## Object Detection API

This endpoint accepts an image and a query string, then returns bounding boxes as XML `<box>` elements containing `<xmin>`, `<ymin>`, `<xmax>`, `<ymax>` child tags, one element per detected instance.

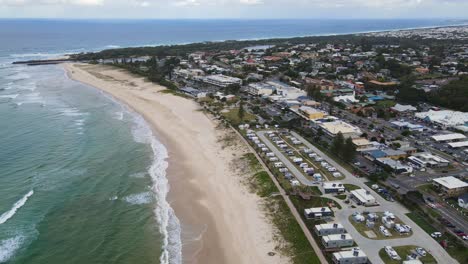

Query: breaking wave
<box><xmin>0</xmin><ymin>236</ymin><xmax>24</xmax><ymax>263</ymax></box>
<box><xmin>0</xmin><ymin>190</ymin><xmax>34</xmax><ymax>225</ymax></box>
<box><xmin>130</xmin><ymin>112</ymin><xmax>182</xmax><ymax>264</ymax></box>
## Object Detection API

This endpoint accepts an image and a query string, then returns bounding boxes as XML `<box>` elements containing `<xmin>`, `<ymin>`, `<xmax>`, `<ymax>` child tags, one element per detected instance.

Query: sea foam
<box><xmin>123</xmin><ymin>192</ymin><xmax>153</xmax><ymax>205</ymax></box>
<box><xmin>0</xmin><ymin>236</ymin><xmax>24</xmax><ymax>263</ymax></box>
<box><xmin>0</xmin><ymin>190</ymin><xmax>34</xmax><ymax>225</ymax></box>
<box><xmin>130</xmin><ymin>112</ymin><xmax>182</xmax><ymax>264</ymax></box>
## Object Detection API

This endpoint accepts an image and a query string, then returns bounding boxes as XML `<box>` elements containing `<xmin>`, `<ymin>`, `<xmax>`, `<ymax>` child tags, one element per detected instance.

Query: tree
<box><xmin>238</xmin><ymin>100</ymin><xmax>245</xmax><ymax>121</ymax></box>
<box><xmin>342</xmin><ymin>137</ymin><xmax>357</xmax><ymax>162</ymax></box>
<box><xmin>331</xmin><ymin>132</ymin><xmax>345</xmax><ymax>156</ymax></box>
<box><xmin>401</xmin><ymin>130</ymin><xmax>411</xmax><ymax>137</ymax></box>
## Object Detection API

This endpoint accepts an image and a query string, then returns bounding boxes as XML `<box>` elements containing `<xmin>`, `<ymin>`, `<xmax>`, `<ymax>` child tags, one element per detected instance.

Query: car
<box><xmin>463</xmin><ymin>236</ymin><xmax>468</xmax><ymax>240</ymax></box>
<box><xmin>431</xmin><ymin>232</ymin><xmax>442</xmax><ymax>238</ymax></box>
<box><xmin>415</xmin><ymin>247</ymin><xmax>427</xmax><ymax>257</ymax></box>
<box><xmin>446</xmin><ymin>223</ymin><xmax>456</xmax><ymax>228</ymax></box>
<box><xmin>456</xmin><ymin>233</ymin><xmax>466</xmax><ymax>237</ymax></box>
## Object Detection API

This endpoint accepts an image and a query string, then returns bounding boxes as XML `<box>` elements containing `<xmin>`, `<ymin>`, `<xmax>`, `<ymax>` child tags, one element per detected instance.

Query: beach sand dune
<box><xmin>64</xmin><ymin>63</ymin><xmax>288</xmax><ymax>264</ymax></box>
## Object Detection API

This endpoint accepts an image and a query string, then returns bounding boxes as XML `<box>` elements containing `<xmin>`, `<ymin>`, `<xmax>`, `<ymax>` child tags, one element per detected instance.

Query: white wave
<box><xmin>0</xmin><ymin>190</ymin><xmax>34</xmax><ymax>225</ymax></box>
<box><xmin>114</xmin><ymin>111</ymin><xmax>124</xmax><ymax>121</ymax></box>
<box><xmin>9</xmin><ymin>52</ymin><xmax>64</xmax><ymax>59</ymax></box>
<box><xmin>0</xmin><ymin>94</ymin><xmax>19</xmax><ymax>99</ymax></box>
<box><xmin>128</xmin><ymin>110</ymin><xmax>182</xmax><ymax>264</ymax></box>
<box><xmin>129</xmin><ymin>172</ymin><xmax>147</xmax><ymax>178</ymax></box>
<box><xmin>0</xmin><ymin>236</ymin><xmax>24</xmax><ymax>263</ymax></box>
<box><xmin>21</xmin><ymin>82</ymin><xmax>37</xmax><ymax>91</ymax></box>
<box><xmin>105</xmin><ymin>45</ymin><xmax>121</xmax><ymax>49</ymax></box>
<box><xmin>15</xmin><ymin>92</ymin><xmax>45</xmax><ymax>105</ymax></box>
<box><xmin>60</xmin><ymin>108</ymin><xmax>88</xmax><ymax>117</ymax></box>
<box><xmin>109</xmin><ymin>196</ymin><xmax>118</xmax><ymax>201</ymax></box>
<box><xmin>5</xmin><ymin>73</ymin><xmax>30</xmax><ymax>81</ymax></box>
<box><xmin>123</xmin><ymin>192</ymin><xmax>153</xmax><ymax>205</ymax></box>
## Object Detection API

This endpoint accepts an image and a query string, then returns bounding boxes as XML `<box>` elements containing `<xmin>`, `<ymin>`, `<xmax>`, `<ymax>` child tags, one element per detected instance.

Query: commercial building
<box><xmin>246</xmin><ymin>82</ymin><xmax>276</xmax><ymax>96</ymax></box>
<box><xmin>376</xmin><ymin>158</ymin><xmax>413</xmax><ymax>174</ymax></box>
<box><xmin>322</xmin><ymin>233</ymin><xmax>354</xmax><ymax>249</ymax></box>
<box><xmin>391</xmin><ymin>121</ymin><xmax>426</xmax><ymax>132</ymax></box>
<box><xmin>350</xmin><ymin>189</ymin><xmax>377</xmax><ymax>206</ymax></box>
<box><xmin>390</xmin><ymin>103</ymin><xmax>417</xmax><ymax>113</ymax></box>
<box><xmin>332</xmin><ymin>248</ymin><xmax>368</xmax><ymax>264</ymax></box>
<box><xmin>431</xmin><ymin>133</ymin><xmax>466</xmax><ymax>142</ymax></box>
<box><xmin>416</xmin><ymin>110</ymin><xmax>468</xmax><ymax>129</ymax></box>
<box><xmin>298</xmin><ymin>106</ymin><xmax>327</xmax><ymax>120</ymax></box>
<box><xmin>314</xmin><ymin>223</ymin><xmax>346</xmax><ymax>236</ymax></box>
<box><xmin>408</xmin><ymin>152</ymin><xmax>450</xmax><ymax>168</ymax></box>
<box><xmin>203</xmin><ymin>74</ymin><xmax>242</xmax><ymax>88</ymax></box>
<box><xmin>448</xmin><ymin>141</ymin><xmax>468</xmax><ymax>149</ymax></box>
<box><xmin>432</xmin><ymin>176</ymin><xmax>468</xmax><ymax>197</ymax></box>
<box><xmin>318</xmin><ymin>120</ymin><xmax>362</xmax><ymax>139</ymax></box>
<box><xmin>304</xmin><ymin>207</ymin><xmax>333</xmax><ymax>219</ymax></box>
<box><xmin>322</xmin><ymin>182</ymin><xmax>345</xmax><ymax>194</ymax></box>
<box><xmin>352</xmin><ymin>138</ymin><xmax>374</xmax><ymax>152</ymax></box>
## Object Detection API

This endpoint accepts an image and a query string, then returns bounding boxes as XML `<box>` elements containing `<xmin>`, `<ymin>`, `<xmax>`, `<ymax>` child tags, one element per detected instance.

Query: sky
<box><xmin>0</xmin><ymin>0</ymin><xmax>468</xmax><ymax>19</ymax></box>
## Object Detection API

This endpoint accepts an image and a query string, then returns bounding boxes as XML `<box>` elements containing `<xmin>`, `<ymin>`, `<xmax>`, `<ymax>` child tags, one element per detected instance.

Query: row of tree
<box><xmin>330</xmin><ymin>132</ymin><xmax>356</xmax><ymax>162</ymax></box>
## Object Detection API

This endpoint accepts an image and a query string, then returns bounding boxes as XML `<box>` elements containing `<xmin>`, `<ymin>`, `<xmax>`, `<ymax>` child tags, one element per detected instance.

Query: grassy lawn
<box><xmin>378</xmin><ymin>245</ymin><xmax>437</xmax><ymax>264</ymax></box>
<box><xmin>406</xmin><ymin>212</ymin><xmax>468</xmax><ymax>263</ymax></box>
<box><xmin>348</xmin><ymin>213</ymin><xmax>413</xmax><ymax>240</ymax></box>
<box><xmin>268</xmin><ymin>196</ymin><xmax>321</xmax><ymax>264</ymax></box>
<box><xmin>417</xmin><ymin>183</ymin><xmax>439</xmax><ymax>196</ymax></box>
<box><xmin>336</xmin><ymin>194</ymin><xmax>347</xmax><ymax>200</ymax></box>
<box><xmin>242</xmin><ymin>153</ymin><xmax>321</xmax><ymax>264</ymax></box>
<box><xmin>344</xmin><ymin>184</ymin><xmax>361</xmax><ymax>191</ymax></box>
<box><xmin>406</xmin><ymin>212</ymin><xmax>437</xmax><ymax>233</ymax></box>
<box><xmin>221</xmin><ymin>108</ymin><xmax>256</xmax><ymax>126</ymax></box>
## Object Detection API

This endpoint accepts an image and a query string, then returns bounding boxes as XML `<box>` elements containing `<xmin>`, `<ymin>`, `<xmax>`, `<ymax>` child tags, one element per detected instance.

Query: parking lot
<box><xmin>247</xmin><ymin>129</ymin><xmax>458</xmax><ymax>264</ymax></box>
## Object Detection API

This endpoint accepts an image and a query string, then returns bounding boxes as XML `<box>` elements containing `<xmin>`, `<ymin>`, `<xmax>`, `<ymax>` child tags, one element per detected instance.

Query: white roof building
<box><xmin>416</xmin><ymin>110</ymin><xmax>468</xmax><ymax>128</ymax></box>
<box><xmin>431</xmin><ymin>133</ymin><xmax>467</xmax><ymax>142</ymax></box>
<box><xmin>314</xmin><ymin>223</ymin><xmax>346</xmax><ymax>236</ymax></box>
<box><xmin>322</xmin><ymin>233</ymin><xmax>354</xmax><ymax>249</ymax></box>
<box><xmin>332</xmin><ymin>248</ymin><xmax>368</xmax><ymax>264</ymax></box>
<box><xmin>203</xmin><ymin>74</ymin><xmax>242</xmax><ymax>88</ymax></box>
<box><xmin>319</xmin><ymin>120</ymin><xmax>362</xmax><ymax>138</ymax></box>
<box><xmin>391</xmin><ymin>104</ymin><xmax>417</xmax><ymax>112</ymax></box>
<box><xmin>433</xmin><ymin>176</ymin><xmax>468</xmax><ymax>190</ymax></box>
<box><xmin>448</xmin><ymin>141</ymin><xmax>468</xmax><ymax>148</ymax></box>
<box><xmin>350</xmin><ymin>189</ymin><xmax>376</xmax><ymax>206</ymax></box>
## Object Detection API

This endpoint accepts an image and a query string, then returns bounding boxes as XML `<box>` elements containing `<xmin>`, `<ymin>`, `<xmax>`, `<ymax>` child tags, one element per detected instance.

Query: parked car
<box><xmin>415</xmin><ymin>247</ymin><xmax>427</xmax><ymax>257</ymax></box>
<box><xmin>431</xmin><ymin>232</ymin><xmax>442</xmax><ymax>238</ymax></box>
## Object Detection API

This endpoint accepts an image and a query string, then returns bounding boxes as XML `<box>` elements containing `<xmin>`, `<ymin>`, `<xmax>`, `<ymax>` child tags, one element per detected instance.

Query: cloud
<box><xmin>0</xmin><ymin>0</ymin><xmax>104</xmax><ymax>5</ymax></box>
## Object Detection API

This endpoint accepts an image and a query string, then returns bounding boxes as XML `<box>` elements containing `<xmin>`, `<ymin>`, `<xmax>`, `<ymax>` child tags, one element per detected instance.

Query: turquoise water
<box><xmin>0</xmin><ymin>18</ymin><xmax>465</xmax><ymax>264</ymax></box>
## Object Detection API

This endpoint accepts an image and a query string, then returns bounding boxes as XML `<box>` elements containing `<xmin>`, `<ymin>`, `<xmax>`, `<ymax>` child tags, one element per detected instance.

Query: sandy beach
<box><xmin>63</xmin><ymin>63</ymin><xmax>288</xmax><ymax>264</ymax></box>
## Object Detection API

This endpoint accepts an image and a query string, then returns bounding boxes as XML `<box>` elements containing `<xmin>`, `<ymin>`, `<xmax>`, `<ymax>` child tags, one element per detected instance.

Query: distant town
<box><xmin>66</xmin><ymin>25</ymin><xmax>468</xmax><ymax>264</ymax></box>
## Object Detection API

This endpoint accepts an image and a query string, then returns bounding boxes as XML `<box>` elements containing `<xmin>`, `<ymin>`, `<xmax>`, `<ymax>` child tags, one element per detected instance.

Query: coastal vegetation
<box><xmin>241</xmin><ymin>153</ymin><xmax>321</xmax><ymax>264</ymax></box>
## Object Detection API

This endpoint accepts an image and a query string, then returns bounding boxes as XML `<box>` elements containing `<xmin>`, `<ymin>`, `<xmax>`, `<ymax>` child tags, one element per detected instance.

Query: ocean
<box><xmin>0</xmin><ymin>18</ymin><xmax>464</xmax><ymax>264</ymax></box>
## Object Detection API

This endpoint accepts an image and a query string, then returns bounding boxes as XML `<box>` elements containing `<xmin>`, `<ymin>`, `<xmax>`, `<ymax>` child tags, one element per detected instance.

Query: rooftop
<box><xmin>333</xmin><ymin>248</ymin><xmax>367</xmax><ymax>259</ymax></box>
<box><xmin>433</xmin><ymin>176</ymin><xmax>468</xmax><ymax>189</ymax></box>
<box><xmin>431</xmin><ymin>133</ymin><xmax>467</xmax><ymax>142</ymax></box>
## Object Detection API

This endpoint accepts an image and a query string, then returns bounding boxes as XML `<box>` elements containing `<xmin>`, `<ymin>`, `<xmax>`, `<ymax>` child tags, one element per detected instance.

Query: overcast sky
<box><xmin>1</xmin><ymin>0</ymin><xmax>467</xmax><ymax>19</ymax></box>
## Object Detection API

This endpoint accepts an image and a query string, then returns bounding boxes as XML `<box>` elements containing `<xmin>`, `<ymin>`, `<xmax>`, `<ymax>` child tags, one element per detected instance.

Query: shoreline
<box><xmin>15</xmin><ymin>22</ymin><xmax>465</xmax><ymax>63</ymax></box>
<box><xmin>63</xmin><ymin>63</ymin><xmax>287</xmax><ymax>264</ymax></box>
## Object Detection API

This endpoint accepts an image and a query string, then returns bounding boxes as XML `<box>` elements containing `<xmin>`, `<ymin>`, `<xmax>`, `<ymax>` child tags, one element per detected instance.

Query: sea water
<box><xmin>0</xmin><ymin>18</ymin><xmax>464</xmax><ymax>264</ymax></box>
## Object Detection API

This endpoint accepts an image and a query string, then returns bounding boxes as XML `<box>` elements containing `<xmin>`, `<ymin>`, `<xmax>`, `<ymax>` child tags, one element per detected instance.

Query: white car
<box><xmin>299</xmin><ymin>163</ymin><xmax>308</xmax><ymax>168</ymax></box>
<box><xmin>431</xmin><ymin>232</ymin><xmax>442</xmax><ymax>238</ymax></box>
<box><xmin>415</xmin><ymin>247</ymin><xmax>427</xmax><ymax>257</ymax></box>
